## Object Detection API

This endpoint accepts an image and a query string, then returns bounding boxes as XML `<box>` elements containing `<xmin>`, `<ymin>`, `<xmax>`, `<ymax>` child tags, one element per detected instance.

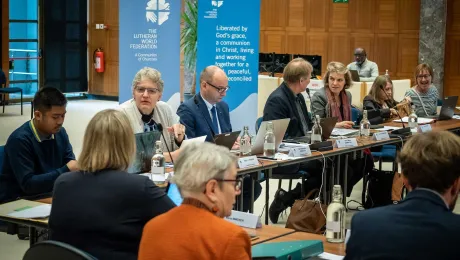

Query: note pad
<box><xmin>8</xmin><ymin>204</ymin><xmax>51</xmax><ymax>219</ymax></box>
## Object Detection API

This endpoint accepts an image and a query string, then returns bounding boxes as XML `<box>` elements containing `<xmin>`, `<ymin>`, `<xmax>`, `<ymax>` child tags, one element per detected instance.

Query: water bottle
<box><xmin>240</xmin><ymin>126</ymin><xmax>252</xmax><ymax>156</ymax></box>
<box><xmin>385</xmin><ymin>69</ymin><xmax>389</xmax><ymax>76</ymax></box>
<box><xmin>326</xmin><ymin>185</ymin><xmax>346</xmax><ymax>243</ymax></box>
<box><xmin>408</xmin><ymin>105</ymin><xmax>418</xmax><ymax>134</ymax></box>
<box><xmin>151</xmin><ymin>140</ymin><xmax>165</xmax><ymax>184</ymax></box>
<box><xmin>311</xmin><ymin>115</ymin><xmax>322</xmax><ymax>144</ymax></box>
<box><xmin>360</xmin><ymin>109</ymin><xmax>371</xmax><ymax>138</ymax></box>
<box><xmin>263</xmin><ymin>121</ymin><xmax>275</xmax><ymax>157</ymax></box>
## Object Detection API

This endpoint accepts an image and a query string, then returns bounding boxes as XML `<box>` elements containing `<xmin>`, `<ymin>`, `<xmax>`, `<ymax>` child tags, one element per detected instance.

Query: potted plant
<box><xmin>181</xmin><ymin>0</ymin><xmax>198</xmax><ymax>101</ymax></box>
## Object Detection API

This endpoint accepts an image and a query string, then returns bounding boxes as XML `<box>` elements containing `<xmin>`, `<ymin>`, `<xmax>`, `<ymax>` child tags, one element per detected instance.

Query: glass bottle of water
<box><xmin>360</xmin><ymin>109</ymin><xmax>371</xmax><ymax>138</ymax></box>
<box><xmin>263</xmin><ymin>121</ymin><xmax>275</xmax><ymax>157</ymax></box>
<box><xmin>311</xmin><ymin>115</ymin><xmax>322</xmax><ymax>144</ymax></box>
<box><xmin>385</xmin><ymin>69</ymin><xmax>389</xmax><ymax>76</ymax></box>
<box><xmin>151</xmin><ymin>140</ymin><xmax>165</xmax><ymax>184</ymax></box>
<box><xmin>326</xmin><ymin>185</ymin><xmax>346</xmax><ymax>243</ymax></box>
<box><xmin>240</xmin><ymin>126</ymin><xmax>252</xmax><ymax>156</ymax></box>
<box><xmin>408</xmin><ymin>105</ymin><xmax>418</xmax><ymax>134</ymax></box>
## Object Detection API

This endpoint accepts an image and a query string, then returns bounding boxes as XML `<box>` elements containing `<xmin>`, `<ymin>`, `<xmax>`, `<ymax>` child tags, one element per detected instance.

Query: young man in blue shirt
<box><xmin>0</xmin><ymin>87</ymin><xmax>78</xmax><ymax>203</ymax></box>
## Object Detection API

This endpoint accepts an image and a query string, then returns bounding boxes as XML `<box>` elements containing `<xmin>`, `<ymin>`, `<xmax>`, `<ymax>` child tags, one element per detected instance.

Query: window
<box><xmin>9</xmin><ymin>0</ymin><xmax>39</xmax><ymax>98</ymax></box>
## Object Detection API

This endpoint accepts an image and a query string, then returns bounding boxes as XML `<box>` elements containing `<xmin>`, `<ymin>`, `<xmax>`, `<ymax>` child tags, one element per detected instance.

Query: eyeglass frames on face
<box><xmin>206</xmin><ymin>82</ymin><xmax>230</xmax><ymax>93</ymax></box>
<box><xmin>416</xmin><ymin>74</ymin><xmax>431</xmax><ymax>79</ymax></box>
<box><xmin>135</xmin><ymin>87</ymin><xmax>160</xmax><ymax>95</ymax></box>
<box><xmin>215</xmin><ymin>178</ymin><xmax>242</xmax><ymax>191</ymax></box>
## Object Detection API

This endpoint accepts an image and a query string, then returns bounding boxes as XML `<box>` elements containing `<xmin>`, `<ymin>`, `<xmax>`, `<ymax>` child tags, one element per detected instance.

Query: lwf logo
<box><xmin>146</xmin><ymin>0</ymin><xmax>170</xmax><ymax>25</ymax></box>
<box><xmin>212</xmin><ymin>1</ymin><xmax>223</xmax><ymax>8</ymax></box>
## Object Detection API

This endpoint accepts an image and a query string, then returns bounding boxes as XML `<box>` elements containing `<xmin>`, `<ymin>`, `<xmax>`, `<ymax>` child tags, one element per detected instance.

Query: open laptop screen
<box><xmin>167</xmin><ymin>183</ymin><xmax>183</xmax><ymax>206</ymax></box>
<box><xmin>127</xmin><ymin>131</ymin><xmax>162</xmax><ymax>174</ymax></box>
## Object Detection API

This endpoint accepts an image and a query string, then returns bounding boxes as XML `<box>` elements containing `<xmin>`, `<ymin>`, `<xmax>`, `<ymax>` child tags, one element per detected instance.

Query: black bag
<box><xmin>362</xmin><ymin>168</ymin><xmax>395</xmax><ymax>209</ymax></box>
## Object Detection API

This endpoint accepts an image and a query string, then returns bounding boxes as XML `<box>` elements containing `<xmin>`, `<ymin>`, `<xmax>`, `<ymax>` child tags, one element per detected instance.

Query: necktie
<box><xmin>211</xmin><ymin>106</ymin><xmax>219</xmax><ymax>134</ymax></box>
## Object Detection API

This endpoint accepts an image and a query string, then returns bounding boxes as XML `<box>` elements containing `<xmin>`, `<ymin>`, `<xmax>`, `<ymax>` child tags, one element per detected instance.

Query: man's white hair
<box><xmin>172</xmin><ymin>142</ymin><xmax>237</xmax><ymax>193</ymax></box>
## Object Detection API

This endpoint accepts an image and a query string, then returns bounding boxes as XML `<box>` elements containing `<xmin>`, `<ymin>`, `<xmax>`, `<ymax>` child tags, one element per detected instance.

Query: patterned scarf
<box><xmin>325</xmin><ymin>87</ymin><xmax>351</xmax><ymax>122</ymax></box>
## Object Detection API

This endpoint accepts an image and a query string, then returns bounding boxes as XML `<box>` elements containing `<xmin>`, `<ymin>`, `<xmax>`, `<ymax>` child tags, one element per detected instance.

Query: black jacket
<box><xmin>263</xmin><ymin>82</ymin><xmax>313</xmax><ymax>139</ymax></box>
<box><xmin>345</xmin><ymin>189</ymin><xmax>460</xmax><ymax>260</ymax></box>
<box><xmin>49</xmin><ymin>170</ymin><xmax>175</xmax><ymax>260</ymax></box>
<box><xmin>363</xmin><ymin>95</ymin><xmax>397</xmax><ymax>125</ymax></box>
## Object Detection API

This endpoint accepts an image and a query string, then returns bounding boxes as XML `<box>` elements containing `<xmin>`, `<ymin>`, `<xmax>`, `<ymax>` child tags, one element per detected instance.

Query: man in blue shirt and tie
<box><xmin>177</xmin><ymin>65</ymin><xmax>232</xmax><ymax>142</ymax></box>
<box><xmin>177</xmin><ymin>65</ymin><xmax>261</xmax><ymax>212</ymax></box>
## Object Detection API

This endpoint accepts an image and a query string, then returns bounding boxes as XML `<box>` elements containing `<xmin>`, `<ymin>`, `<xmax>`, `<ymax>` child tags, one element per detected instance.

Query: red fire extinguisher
<box><xmin>94</xmin><ymin>48</ymin><xmax>105</xmax><ymax>73</ymax></box>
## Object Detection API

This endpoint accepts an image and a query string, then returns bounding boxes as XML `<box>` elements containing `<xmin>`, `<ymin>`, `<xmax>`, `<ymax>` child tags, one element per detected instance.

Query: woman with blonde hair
<box><xmin>404</xmin><ymin>63</ymin><xmax>439</xmax><ymax>116</ymax></box>
<box><xmin>363</xmin><ymin>75</ymin><xmax>411</xmax><ymax>124</ymax></box>
<box><xmin>49</xmin><ymin>109</ymin><xmax>175</xmax><ymax>260</ymax></box>
<box><xmin>311</xmin><ymin>61</ymin><xmax>355</xmax><ymax>128</ymax></box>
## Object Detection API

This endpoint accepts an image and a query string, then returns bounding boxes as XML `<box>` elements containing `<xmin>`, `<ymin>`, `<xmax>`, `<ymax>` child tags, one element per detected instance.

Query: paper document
<box><xmin>393</xmin><ymin>117</ymin><xmax>434</xmax><ymax>124</ymax></box>
<box><xmin>452</xmin><ymin>115</ymin><xmax>460</xmax><ymax>120</ymax></box>
<box><xmin>331</xmin><ymin>128</ymin><xmax>359</xmax><ymax>136</ymax></box>
<box><xmin>140</xmin><ymin>173</ymin><xmax>166</xmax><ymax>182</ymax></box>
<box><xmin>8</xmin><ymin>204</ymin><xmax>51</xmax><ymax>219</ymax></box>
<box><xmin>181</xmin><ymin>136</ymin><xmax>206</xmax><ymax>147</ymax></box>
<box><xmin>374</xmin><ymin>126</ymin><xmax>402</xmax><ymax>131</ymax></box>
<box><xmin>316</xmin><ymin>252</ymin><xmax>344</xmax><ymax>260</ymax></box>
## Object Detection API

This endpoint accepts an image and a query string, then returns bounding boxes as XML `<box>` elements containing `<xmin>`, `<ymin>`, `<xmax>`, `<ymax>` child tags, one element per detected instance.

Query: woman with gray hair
<box><xmin>119</xmin><ymin>67</ymin><xmax>185</xmax><ymax>162</ymax></box>
<box><xmin>138</xmin><ymin>142</ymin><xmax>251</xmax><ymax>260</ymax></box>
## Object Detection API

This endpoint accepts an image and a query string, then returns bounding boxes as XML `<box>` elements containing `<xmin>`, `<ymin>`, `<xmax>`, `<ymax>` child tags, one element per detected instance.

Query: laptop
<box><xmin>166</xmin><ymin>183</ymin><xmax>183</xmax><ymax>206</ymax></box>
<box><xmin>213</xmin><ymin>131</ymin><xmax>241</xmax><ymax>150</ymax></box>
<box><xmin>127</xmin><ymin>131</ymin><xmax>162</xmax><ymax>174</ymax></box>
<box><xmin>251</xmin><ymin>118</ymin><xmax>290</xmax><ymax>155</ymax></box>
<box><xmin>284</xmin><ymin>117</ymin><xmax>338</xmax><ymax>143</ymax></box>
<box><xmin>426</xmin><ymin>96</ymin><xmax>458</xmax><ymax>120</ymax></box>
<box><xmin>349</xmin><ymin>70</ymin><xmax>360</xmax><ymax>82</ymax></box>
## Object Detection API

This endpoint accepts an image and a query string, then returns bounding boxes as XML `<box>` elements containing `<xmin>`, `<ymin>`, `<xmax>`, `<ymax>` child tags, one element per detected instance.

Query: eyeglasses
<box><xmin>416</xmin><ymin>74</ymin><xmax>431</xmax><ymax>79</ymax></box>
<box><xmin>206</xmin><ymin>82</ymin><xmax>230</xmax><ymax>93</ymax></box>
<box><xmin>215</xmin><ymin>178</ymin><xmax>242</xmax><ymax>191</ymax></box>
<box><xmin>135</xmin><ymin>87</ymin><xmax>160</xmax><ymax>95</ymax></box>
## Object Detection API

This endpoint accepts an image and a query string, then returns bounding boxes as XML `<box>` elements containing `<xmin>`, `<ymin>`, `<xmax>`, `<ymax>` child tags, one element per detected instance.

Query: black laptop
<box><xmin>426</xmin><ymin>96</ymin><xmax>458</xmax><ymax>121</ymax></box>
<box><xmin>213</xmin><ymin>131</ymin><xmax>241</xmax><ymax>150</ymax></box>
<box><xmin>284</xmin><ymin>117</ymin><xmax>338</xmax><ymax>143</ymax></box>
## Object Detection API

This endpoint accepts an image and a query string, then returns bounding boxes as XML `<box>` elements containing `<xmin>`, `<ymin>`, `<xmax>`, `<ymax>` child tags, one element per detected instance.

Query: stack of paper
<box><xmin>331</xmin><ymin>128</ymin><xmax>359</xmax><ymax>136</ymax></box>
<box><xmin>393</xmin><ymin>117</ymin><xmax>434</xmax><ymax>124</ymax></box>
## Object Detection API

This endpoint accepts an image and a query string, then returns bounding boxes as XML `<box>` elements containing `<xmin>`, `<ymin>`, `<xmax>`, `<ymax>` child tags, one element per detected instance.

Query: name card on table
<box><xmin>225</xmin><ymin>210</ymin><xmax>262</xmax><ymax>229</ymax></box>
<box><xmin>334</xmin><ymin>138</ymin><xmax>358</xmax><ymax>148</ymax></box>
<box><xmin>237</xmin><ymin>155</ymin><xmax>259</xmax><ymax>169</ymax></box>
<box><xmin>288</xmin><ymin>146</ymin><xmax>312</xmax><ymax>157</ymax></box>
<box><xmin>418</xmin><ymin>124</ymin><xmax>432</xmax><ymax>133</ymax></box>
<box><xmin>372</xmin><ymin>131</ymin><xmax>390</xmax><ymax>141</ymax></box>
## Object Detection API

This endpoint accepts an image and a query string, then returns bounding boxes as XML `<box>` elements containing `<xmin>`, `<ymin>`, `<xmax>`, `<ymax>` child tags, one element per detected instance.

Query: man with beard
<box><xmin>345</xmin><ymin>131</ymin><xmax>460</xmax><ymax>260</ymax></box>
<box><xmin>0</xmin><ymin>87</ymin><xmax>77</xmax><ymax>203</ymax></box>
<box><xmin>347</xmin><ymin>47</ymin><xmax>379</xmax><ymax>82</ymax></box>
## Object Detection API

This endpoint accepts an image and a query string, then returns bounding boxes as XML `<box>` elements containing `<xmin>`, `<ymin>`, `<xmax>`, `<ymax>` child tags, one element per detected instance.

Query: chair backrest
<box><xmin>351</xmin><ymin>107</ymin><xmax>362</xmax><ymax>124</ymax></box>
<box><xmin>23</xmin><ymin>241</ymin><xmax>97</xmax><ymax>260</ymax></box>
<box><xmin>255</xmin><ymin>117</ymin><xmax>263</xmax><ymax>134</ymax></box>
<box><xmin>437</xmin><ymin>99</ymin><xmax>443</xmax><ymax>106</ymax></box>
<box><xmin>0</xmin><ymin>146</ymin><xmax>4</xmax><ymax>175</ymax></box>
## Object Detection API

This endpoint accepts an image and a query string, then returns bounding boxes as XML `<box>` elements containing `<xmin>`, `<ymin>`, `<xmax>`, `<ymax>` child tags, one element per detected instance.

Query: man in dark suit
<box><xmin>177</xmin><ymin>65</ymin><xmax>261</xmax><ymax>212</ymax></box>
<box><xmin>177</xmin><ymin>65</ymin><xmax>232</xmax><ymax>142</ymax></box>
<box><xmin>345</xmin><ymin>131</ymin><xmax>460</xmax><ymax>260</ymax></box>
<box><xmin>263</xmin><ymin>58</ymin><xmax>323</xmax><ymax>224</ymax></box>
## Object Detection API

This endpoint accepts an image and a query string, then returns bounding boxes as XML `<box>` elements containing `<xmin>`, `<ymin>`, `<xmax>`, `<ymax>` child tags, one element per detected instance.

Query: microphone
<box><xmin>380</xmin><ymin>85</ymin><xmax>406</xmax><ymax>128</ymax></box>
<box><xmin>305</xmin><ymin>88</ymin><xmax>312</xmax><ymax>100</ymax></box>
<box><xmin>156</xmin><ymin>123</ymin><xmax>174</xmax><ymax>164</ymax></box>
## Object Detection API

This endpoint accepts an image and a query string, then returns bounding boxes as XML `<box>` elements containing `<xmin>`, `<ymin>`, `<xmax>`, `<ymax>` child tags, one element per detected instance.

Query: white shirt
<box><xmin>200</xmin><ymin>93</ymin><xmax>221</xmax><ymax>134</ymax></box>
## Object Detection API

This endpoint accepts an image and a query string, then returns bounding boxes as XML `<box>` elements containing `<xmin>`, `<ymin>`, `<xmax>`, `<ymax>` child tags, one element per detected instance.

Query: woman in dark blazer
<box><xmin>311</xmin><ymin>61</ymin><xmax>355</xmax><ymax>129</ymax></box>
<box><xmin>49</xmin><ymin>109</ymin><xmax>175</xmax><ymax>260</ymax></box>
<box><xmin>363</xmin><ymin>75</ymin><xmax>411</xmax><ymax>124</ymax></box>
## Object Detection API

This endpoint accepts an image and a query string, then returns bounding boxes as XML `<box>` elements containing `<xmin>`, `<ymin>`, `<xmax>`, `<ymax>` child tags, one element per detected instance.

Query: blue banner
<box><xmin>119</xmin><ymin>0</ymin><xmax>181</xmax><ymax>110</ymax></box>
<box><xmin>196</xmin><ymin>0</ymin><xmax>261</xmax><ymax>133</ymax></box>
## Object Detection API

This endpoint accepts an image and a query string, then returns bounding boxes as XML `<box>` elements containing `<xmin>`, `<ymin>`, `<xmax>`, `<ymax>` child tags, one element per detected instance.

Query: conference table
<box><xmin>0</xmin><ymin>198</ymin><xmax>346</xmax><ymax>256</ymax></box>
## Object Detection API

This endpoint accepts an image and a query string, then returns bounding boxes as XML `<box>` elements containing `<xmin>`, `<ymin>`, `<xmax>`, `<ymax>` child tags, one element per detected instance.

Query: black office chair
<box><xmin>23</xmin><ymin>240</ymin><xmax>97</xmax><ymax>260</ymax></box>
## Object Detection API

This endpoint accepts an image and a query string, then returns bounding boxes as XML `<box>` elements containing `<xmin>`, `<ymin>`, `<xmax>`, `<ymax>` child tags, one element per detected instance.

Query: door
<box><xmin>40</xmin><ymin>0</ymin><xmax>87</xmax><ymax>93</ymax></box>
